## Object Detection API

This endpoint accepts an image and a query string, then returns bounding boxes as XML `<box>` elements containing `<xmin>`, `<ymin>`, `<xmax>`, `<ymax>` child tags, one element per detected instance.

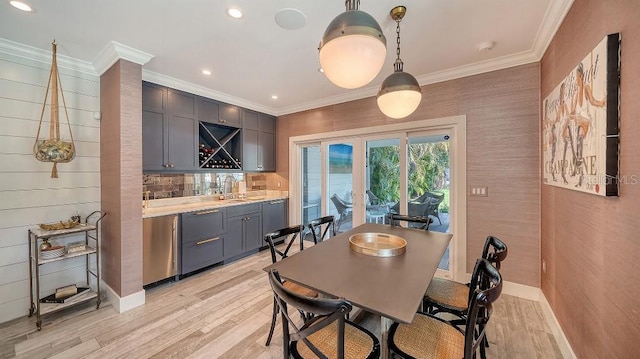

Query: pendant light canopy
<box><xmin>319</xmin><ymin>0</ymin><xmax>386</xmax><ymax>89</ymax></box>
<box><xmin>377</xmin><ymin>6</ymin><xmax>422</xmax><ymax>119</ymax></box>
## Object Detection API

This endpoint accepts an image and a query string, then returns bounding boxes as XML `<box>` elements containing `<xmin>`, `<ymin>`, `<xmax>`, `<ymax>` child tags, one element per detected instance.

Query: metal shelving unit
<box><xmin>27</xmin><ymin>211</ymin><xmax>106</xmax><ymax>330</ymax></box>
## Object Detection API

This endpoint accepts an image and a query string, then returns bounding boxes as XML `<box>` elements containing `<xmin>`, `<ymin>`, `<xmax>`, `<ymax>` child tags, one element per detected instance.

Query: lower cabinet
<box><xmin>179</xmin><ymin>199</ymin><xmax>288</xmax><ymax>275</ymax></box>
<box><xmin>181</xmin><ymin>208</ymin><xmax>226</xmax><ymax>274</ymax></box>
<box><xmin>225</xmin><ymin>203</ymin><xmax>263</xmax><ymax>259</ymax></box>
<box><xmin>262</xmin><ymin>199</ymin><xmax>288</xmax><ymax>241</ymax></box>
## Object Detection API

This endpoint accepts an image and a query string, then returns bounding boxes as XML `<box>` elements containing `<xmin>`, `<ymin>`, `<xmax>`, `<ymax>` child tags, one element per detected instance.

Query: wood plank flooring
<box><xmin>0</xmin><ymin>244</ymin><xmax>563</xmax><ymax>358</ymax></box>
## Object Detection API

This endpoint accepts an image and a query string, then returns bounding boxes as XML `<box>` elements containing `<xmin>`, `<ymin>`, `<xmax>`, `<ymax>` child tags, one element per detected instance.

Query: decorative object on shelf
<box><xmin>41</xmin><ymin>287</ymin><xmax>89</xmax><ymax>304</ymax></box>
<box><xmin>377</xmin><ymin>6</ymin><xmax>422</xmax><ymax>119</ymax></box>
<box><xmin>39</xmin><ymin>238</ymin><xmax>52</xmax><ymax>251</ymax></box>
<box><xmin>542</xmin><ymin>33</ymin><xmax>620</xmax><ymax>196</ymax></box>
<box><xmin>66</xmin><ymin>241</ymin><xmax>87</xmax><ymax>254</ymax></box>
<box><xmin>33</xmin><ymin>40</ymin><xmax>76</xmax><ymax>178</ymax></box>
<box><xmin>39</xmin><ymin>218</ymin><xmax>80</xmax><ymax>231</ymax></box>
<box><xmin>318</xmin><ymin>0</ymin><xmax>386</xmax><ymax>89</ymax></box>
<box><xmin>40</xmin><ymin>245</ymin><xmax>65</xmax><ymax>260</ymax></box>
<box><xmin>54</xmin><ymin>284</ymin><xmax>78</xmax><ymax>299</ymax></box>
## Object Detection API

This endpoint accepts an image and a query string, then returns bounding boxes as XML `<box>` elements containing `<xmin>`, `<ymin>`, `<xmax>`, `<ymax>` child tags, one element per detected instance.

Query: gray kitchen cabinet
<box><xmin>262</xmin><ymin>199</ymin><xmax>288</xmax><ymax>241</ymax></box>
<box><xmin>181</xmin><ymin>208</ymin><xmax>226</xmax><ymax>274</ymax></box>
<box><xmin>225</xmin><ymin>203</ymin><xmax>263</xmax><ymax>259</ymax></box>
<box><xmin>242</xmin><ymin>110</ymin><xmax>276</xmax><ymax>172</ymax></box>
<box><xmin>197</xmin><ymin>97</ymin><xmax>219</xmax><ymax>124</ymax></box>
<box><xmin>142</xmin><ymin>82</ymin><xmax>198</xmax><ymax>172</ymax></box>
<box><xmin>220</xmin><ymin>103</ymin><xmax>242</xmax><ymax>127</ymax></box>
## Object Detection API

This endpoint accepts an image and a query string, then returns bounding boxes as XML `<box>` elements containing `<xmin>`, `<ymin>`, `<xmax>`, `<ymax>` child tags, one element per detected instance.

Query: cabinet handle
<box><xmin>196</xmin><ymin>237</ymin><xmax>220</xmax><ymax>245</ymax></box>
<box><xmin>269</xmin><ymin>200</ymin><xmax>284</xmax><ymax>205</ymax></box>
<box><xmin>169</xmin><ymin>164</ymin><xmax>175</xmax><ymax>168</ymax></box>
<box><xmin>194</xmin><ymin>209</ymin><xmax>219</xmax><ymax>215</ymax></box>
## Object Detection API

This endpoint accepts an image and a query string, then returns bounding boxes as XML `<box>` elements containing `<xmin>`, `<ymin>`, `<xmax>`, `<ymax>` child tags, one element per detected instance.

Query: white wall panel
<box><xmin>0</xmin><ymin>117</ymin><xmax>100</xmax><ymax>142</ymax></box>
<box><xmin>0</xmin><ymin>50</ymin><xmax>101</xmax><ymax>323</ymax></box>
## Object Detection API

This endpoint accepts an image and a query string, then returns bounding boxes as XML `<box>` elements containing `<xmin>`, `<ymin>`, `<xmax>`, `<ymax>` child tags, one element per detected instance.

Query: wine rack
<box><xmin>198</xmin><ymin>122</ymin><xmax>242</xmax><ymax>170</ymax></box>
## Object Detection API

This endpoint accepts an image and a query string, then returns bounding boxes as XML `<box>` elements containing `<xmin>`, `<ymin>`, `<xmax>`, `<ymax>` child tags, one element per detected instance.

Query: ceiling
<box><xmin>0</xmin><ymin>0</ymin><xmax>572</xmax><ymax>116</ymax></box>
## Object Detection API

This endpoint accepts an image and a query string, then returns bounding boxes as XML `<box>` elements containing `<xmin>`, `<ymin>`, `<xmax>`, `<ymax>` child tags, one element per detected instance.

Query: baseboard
<box><xmin>539</xmin><ymin>291</ymin><xmax>577</xmax><ymax>359</ymax></box>
<box><xmin>461</xmin><ymin>276</ymin><xmax>575</xmax><ymax>358</ymax></box>
<box><xmin>103</xmin><ymin>281</ymin><xmax>145</xmax><ymax>313</ymax></box>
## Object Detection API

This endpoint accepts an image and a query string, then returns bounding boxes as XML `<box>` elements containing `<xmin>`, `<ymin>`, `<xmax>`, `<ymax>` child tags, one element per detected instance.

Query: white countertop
<box><xmin>142</xmin><ymin>191</ymin><xmax>288</xmax><ymax>218</ymax></box>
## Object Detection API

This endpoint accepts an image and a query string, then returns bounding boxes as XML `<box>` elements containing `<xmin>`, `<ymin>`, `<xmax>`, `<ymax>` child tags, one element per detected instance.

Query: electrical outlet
<box><xmin>542</xmin><ymin>259</ymin><xmax>547</xmax><ymax>273</ymax></box>
<box><xmin>277</xmin><ymin>181</ymin><xmax>281</xmax><ymax>188</ymax></box>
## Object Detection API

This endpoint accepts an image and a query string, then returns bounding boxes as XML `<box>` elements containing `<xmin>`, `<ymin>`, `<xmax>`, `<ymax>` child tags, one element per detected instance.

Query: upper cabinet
<box><xmin>242</xmin><ymin>110</ymin><xmax>276</xmax><ymax>172</ymax></box>
<box><xmin>142</xmin><ymin>83</ymin><xmax>198</xmax><ymax>172</ymax></box>
<box><xmin>142</xmin><ymin>82</ymin><xmax>276</xmax><ymax>172</ymax></box>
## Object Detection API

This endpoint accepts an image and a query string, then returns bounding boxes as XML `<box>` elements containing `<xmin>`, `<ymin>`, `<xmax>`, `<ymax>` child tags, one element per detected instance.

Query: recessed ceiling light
<box><xmin>227</xmin><ymin>8</ymin><xmax>243</xmax><ymax>19</ymax></box>
<box><xmin>201</xmin><ymin>69</ymin><xmax>212</xmax><ymax>75</ymax></box>
<box><xmin>271</xmin><ymin>95</ymin><xmax>278</xmax><ymax>100</ymax></box>
<box><xmin>9</xmin><ymin>0</ymin><xmax>34</xmax><ymax>12</ymax></box>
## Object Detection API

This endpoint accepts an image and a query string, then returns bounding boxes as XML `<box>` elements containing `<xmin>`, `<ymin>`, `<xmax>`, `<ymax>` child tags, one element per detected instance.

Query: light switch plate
<box><xmin>470</xmin><ymin>186</ymin><xmax>488</xmax><ymax>197</ymax></box>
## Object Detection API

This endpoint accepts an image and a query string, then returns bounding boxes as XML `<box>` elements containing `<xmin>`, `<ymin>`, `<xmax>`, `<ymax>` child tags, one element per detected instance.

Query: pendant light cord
<box><xmin>394</xmin><ymin>17</ymin><xmax>404</xmax><ymax>72</ymax></box>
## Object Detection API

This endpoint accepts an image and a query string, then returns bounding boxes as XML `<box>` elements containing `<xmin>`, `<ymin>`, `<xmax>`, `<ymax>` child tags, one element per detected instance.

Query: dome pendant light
<box><xmin>319</xmin><ymin>0</ymin><xmax>387</xmax><ymax>89</ymax></box>
<box><xmin>377</xmin><ymin>6</ymin><xmax>422</xmax><ymax>119</ymax></box>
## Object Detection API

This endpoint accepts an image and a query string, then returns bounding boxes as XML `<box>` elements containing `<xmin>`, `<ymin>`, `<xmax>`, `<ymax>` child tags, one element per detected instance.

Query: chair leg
<box><xmin>265</xmin><ymin>297</ymin><xmax>278</xmax><ymax>346</ymax></box>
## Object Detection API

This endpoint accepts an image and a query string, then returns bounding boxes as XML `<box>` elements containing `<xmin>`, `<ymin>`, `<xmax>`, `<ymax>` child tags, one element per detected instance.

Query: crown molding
<box><xmin>142</xmin><ymin>70</ymin><xmax>277</xmax><ymax>116</ymax></box>
<box><xmin>531</xmin><ymin>0</ymin><xmax>574</xmax><ymax>59</ymax></box>
<box><xmin>93</xmin><ymin>41</ymin><xmax>154</xmax><ymax>76</ymax></box>
<box><xmin>0</xmin><ymin>37</ymin><xmax>96</xmax><ymax>75</ymax></box>
<box><xmin>276</xmin><ymin>0</ymin><xmax>574</xmax><ymax>116</ymax></box>
<box><xmin>276</xmin><ymin>49</ymin><xmax>539</xmax><ymax>116</ymax></box>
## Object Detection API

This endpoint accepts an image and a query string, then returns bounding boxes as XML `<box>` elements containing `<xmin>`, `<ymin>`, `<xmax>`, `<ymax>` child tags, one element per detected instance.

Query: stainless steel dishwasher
<box><xmin>143</xmin><ymin>215</ymin><xmax>178</xmax><ymax>286</ymax></box>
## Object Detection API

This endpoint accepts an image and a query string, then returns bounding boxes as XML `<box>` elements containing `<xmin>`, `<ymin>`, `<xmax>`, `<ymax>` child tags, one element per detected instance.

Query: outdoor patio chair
<box><xmin>413</xmin><ymin>191</ymin><xmax>445</xmax><ymax>225</ymax></box>
<box><xmin>330</xmin><ymin>194</ymin><xmax>352</xmax><ymax>231</ymax></box>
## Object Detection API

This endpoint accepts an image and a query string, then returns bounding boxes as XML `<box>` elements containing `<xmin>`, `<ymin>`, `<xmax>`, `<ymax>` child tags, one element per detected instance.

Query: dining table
<box><xmin>263</xmin><ymin>222</ymin><xmax>453</xmax><ymax>358</ymax></box>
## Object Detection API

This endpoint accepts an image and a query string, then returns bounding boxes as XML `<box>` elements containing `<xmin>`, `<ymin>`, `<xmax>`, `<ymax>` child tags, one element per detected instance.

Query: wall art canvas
<box><xmin>542</xmin><ymin>33</ymin><xmax>620</xmax><ymax>196</ymax></box>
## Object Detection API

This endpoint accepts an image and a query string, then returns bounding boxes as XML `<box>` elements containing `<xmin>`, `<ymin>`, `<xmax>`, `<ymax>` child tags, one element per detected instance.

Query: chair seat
<box><xmin>283</xmin><ymin>281</ymin><xmax>318</xmax><ymax>298</ymax></box>
<box><xmin>292</xmin><ymin>321</ymin><xmax>379</xmax><ymax>359</ymax></box>
<box><xmin>425</xmin><ymin>277</ymin><xmax>469</xmax><ymax>313</ymax></box>
<box><xmin>389</xmin><ymin>313</ymin><xmax>464</xmax><ymax>359</ymax></box>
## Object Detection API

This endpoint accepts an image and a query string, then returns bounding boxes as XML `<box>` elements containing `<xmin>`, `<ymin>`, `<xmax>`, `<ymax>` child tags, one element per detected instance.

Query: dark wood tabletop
<box><xmin>263</xmin><ymin>223</ymin><xmax>452</xmax><ymax>324</ymax></box>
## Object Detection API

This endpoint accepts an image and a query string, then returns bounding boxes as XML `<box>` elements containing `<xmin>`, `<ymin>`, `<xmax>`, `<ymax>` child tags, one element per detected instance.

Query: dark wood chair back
<box><xmin>386</xmin><ymin>213</ymin><xmax>433</xmax><ymax>230</ymax></box>
<box><xmin>481</xmin><ymin>235</ymin><xmax>508</xmax><ymax>270</ymax></box>
<box><xmin>264</xmin><ymin>224</ymin><xmax>304</xmax><ymax>264</ymax></box>
<box><xmin>308</xmin><ymin>215</ymin><xmax>336</xmax><ymax>244</ymax></box>
<box><xmin>268</xmin><ymin>269</ymin><xmax>352</xmax><ymax>359</ymax></box>
<box><xmin>463</xmin><ymin>258</ymin><xmax>503</xmax><ymax>359</ymax></box>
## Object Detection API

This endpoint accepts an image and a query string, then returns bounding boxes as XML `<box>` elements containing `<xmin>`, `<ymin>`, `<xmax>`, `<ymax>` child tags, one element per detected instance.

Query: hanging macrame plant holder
<box><xmin>34</xmin><ymin>40</ymin><xmax>76</xmax><ymax>178</ymax></box>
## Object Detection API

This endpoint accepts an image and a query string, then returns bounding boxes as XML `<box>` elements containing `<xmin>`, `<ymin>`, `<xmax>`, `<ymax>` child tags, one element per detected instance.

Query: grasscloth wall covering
<box><xmin>541</xmin><ymin>0</ymin><xmax>640</xmax><ymax>357</ymax></box>
<box><xmin>277</xmin><ymin>63</ymin><xmax>541</xmax><ymax>287</ymax></box>
<box><xmin>0</xmin><ymin>51</ymin><xmax>101</xmax><ymax>323</ymax></box>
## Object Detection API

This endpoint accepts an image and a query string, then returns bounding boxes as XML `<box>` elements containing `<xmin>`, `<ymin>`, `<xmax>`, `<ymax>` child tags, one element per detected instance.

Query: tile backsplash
<box><xmin>143</xmin><ymin>173</ymin><xmax>271</xmax><ymax>199</ymax></box>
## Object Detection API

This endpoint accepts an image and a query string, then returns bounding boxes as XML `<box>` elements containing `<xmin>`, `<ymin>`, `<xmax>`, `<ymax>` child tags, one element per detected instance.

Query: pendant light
<box><xmin>377</xmin><ymin>6</ymin><xmax>422</xmax><ymax>119</ymax></box>
<box><xmin>319</xmin><ymin>0</ymin><xmax>387</xmax><ymax>89</ymax></box>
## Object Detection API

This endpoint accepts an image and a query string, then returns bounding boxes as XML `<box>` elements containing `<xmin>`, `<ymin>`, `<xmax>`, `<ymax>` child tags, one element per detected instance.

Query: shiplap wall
<box><xmin>0</xmin><ymin>51</ymin><xmax>100</xmax><ymax>323</ymax></box>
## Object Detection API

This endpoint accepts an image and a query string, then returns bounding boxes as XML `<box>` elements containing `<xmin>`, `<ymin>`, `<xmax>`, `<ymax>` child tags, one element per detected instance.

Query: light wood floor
<box><xmin>0</xmin><ymin>244</ymin><xmax>563</xmax><ymax>358</ymax></box>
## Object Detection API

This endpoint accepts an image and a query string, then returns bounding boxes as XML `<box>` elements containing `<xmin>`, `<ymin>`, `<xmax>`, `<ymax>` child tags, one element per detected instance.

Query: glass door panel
<box><xmin>365</xmin><ymin>138</ymin><xmax>400</xmax><ymax>224</ymax></box>
<box><xmin>407</xmin><ymin>133</ymin><xmax>451</xmax><ymax>271</ymax></box>
<box><xmin>327</xmin><ymin>143</ymin><xmax>354</xmax><ymax>233</ymax></box>
<box><xmin>301</xmin><ymin>145</ymin><xmax>322</xmax><ymax>233</ymax></box>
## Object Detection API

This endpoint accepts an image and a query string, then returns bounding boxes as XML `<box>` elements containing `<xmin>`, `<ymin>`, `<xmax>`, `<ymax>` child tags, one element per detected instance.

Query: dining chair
<box><xmin>329</xmin><ymin>194</ymin><xmax>352</xmax><ymax>231</ymax></box>
<box><xmin>307</xmin><ymin>215</ymin><xmax>336</xmax><ymax>244</ymax></box>
<box><xmin>423</xmin><ymin>235</ymin><xmax>508</xmax><ymax>316</ymax></box>
<box><xmin>267</xmin><ymin>269</ymin><xmax>380</xmax><ymax>359</ymax></box>
<box><xmin>388</xmin><ymin>258</ymin><xmax>503</xmax><ymax>359</ymax></box>
<box><xmin>264</xmin><ymin>225</ymin><xmax>318</xmax><ymax>346</ymax></box>
<box><xmin>387</xmin><ymin>213</ymin><xmax>433</xmax><ymax>230</ymax></box>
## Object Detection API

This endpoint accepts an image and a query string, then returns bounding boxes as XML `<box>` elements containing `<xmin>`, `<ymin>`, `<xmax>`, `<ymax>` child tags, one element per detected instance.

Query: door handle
<box><xmin>194</xmin><ymin>209</ymin><xmax>219</xmax><ymax>215</ymax></box>
<box><xmin>196</xmin><ymin>237</ymin><xmax>220</xmax><ymax>245</ymax></box>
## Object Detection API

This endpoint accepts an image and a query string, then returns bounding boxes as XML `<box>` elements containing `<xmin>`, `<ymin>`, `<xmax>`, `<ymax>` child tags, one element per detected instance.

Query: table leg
<box><xmin>380</xmin><ymin>316</ymin><xmax>392</xmax><ymax>359</ymax></box>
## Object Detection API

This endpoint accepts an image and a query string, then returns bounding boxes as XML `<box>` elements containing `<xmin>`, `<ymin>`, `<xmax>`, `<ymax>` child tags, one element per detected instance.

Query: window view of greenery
<box><xmin>369</xmin><ymin>140</ymin><xmax>450</xmax><ymax>213</ymax></box>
